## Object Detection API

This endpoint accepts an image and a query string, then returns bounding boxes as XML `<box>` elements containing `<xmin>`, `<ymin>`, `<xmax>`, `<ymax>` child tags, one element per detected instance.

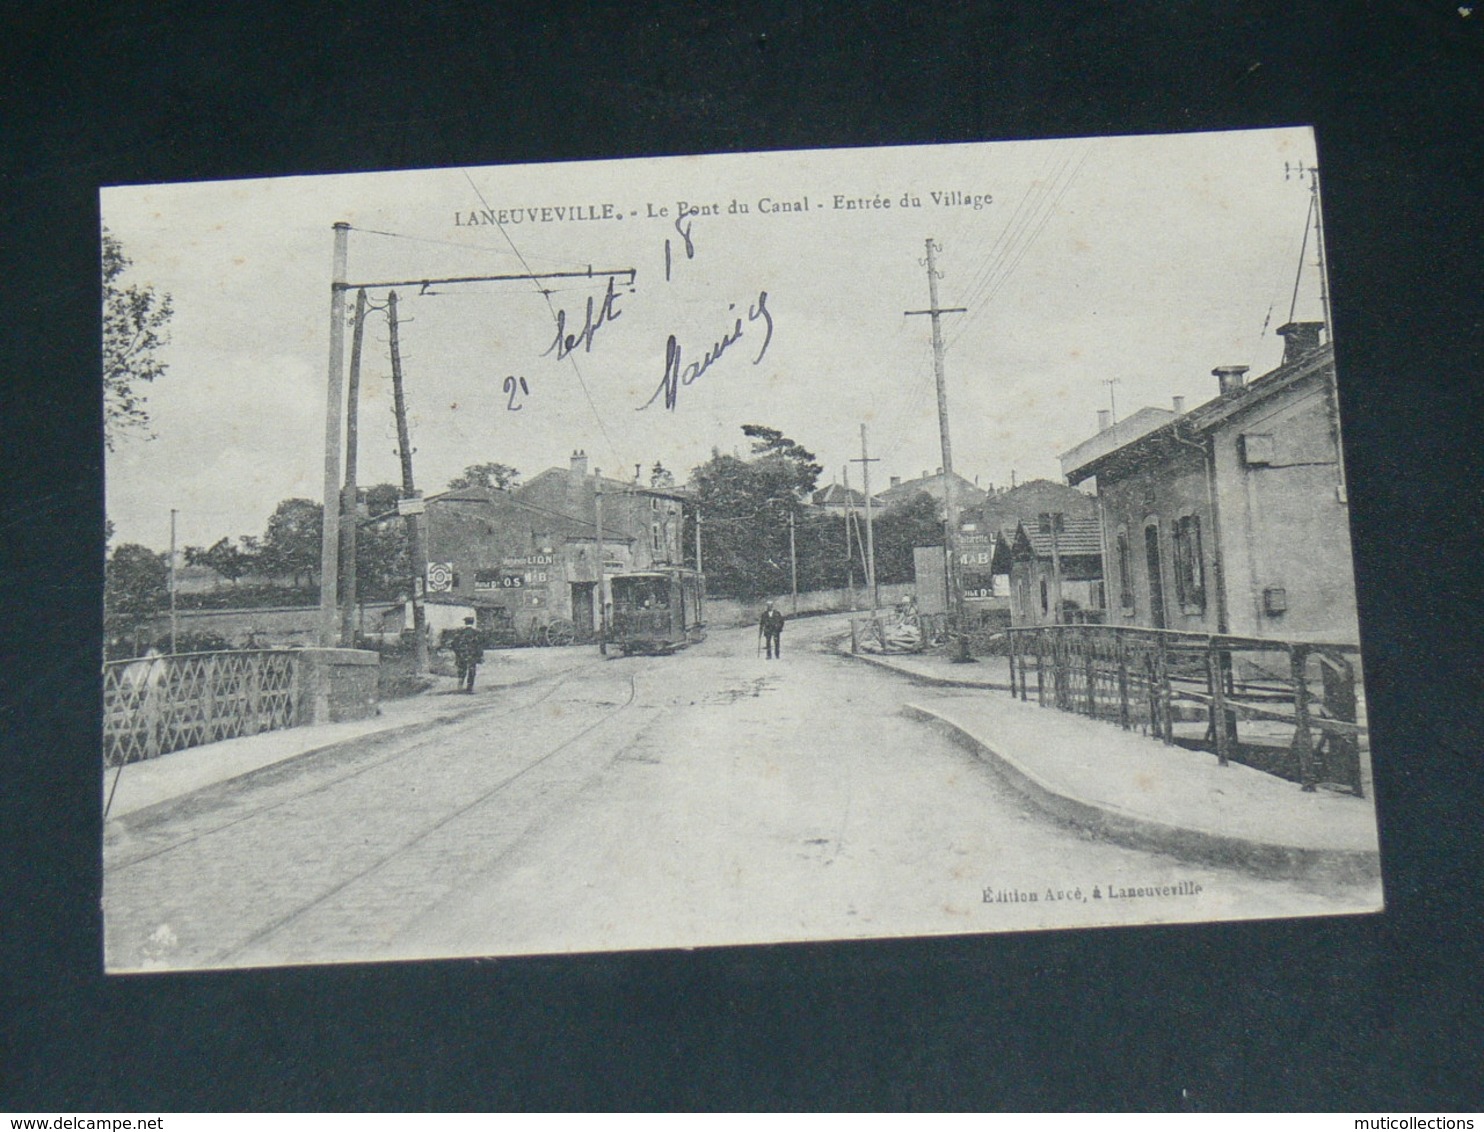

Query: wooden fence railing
<box><xmin>1005</xmin><ymin>625</ymin><xmax>1366</xmax><ymax>796</ymax></box>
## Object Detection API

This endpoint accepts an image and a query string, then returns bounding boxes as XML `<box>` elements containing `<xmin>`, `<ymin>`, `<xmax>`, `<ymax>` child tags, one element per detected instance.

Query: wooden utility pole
<box><xmin>339</xmin><ymin>287</ymin><xmax>368</xmax><ymax>647</ymax></box>
<box><xmin>386</xmin><ymin>291</ymin><xmax>429</xmax><ymax>674</ymax></box>
<box><xmin>851</xmin><ymin>423</ymin><xmax>880</xmax><ymax>612</ymax></box>
<box><xmin>168</xmin><ymin>507</ymin><xmax>178</xmax><ymax>654</ymax></box>
<box><xmin>595</xmin><ymin>473</ymin><xmax>606</xmax><ymax>655</ymax></box>
<box><xmin>788</xmin><ymin>509</ymin><xmax>799</xmax><ymax>614</ymax></box>
<box><xmin>318</xmin><ymin>222</ymin><xmax>350</xmax><ymax>647</ymax></box>
<box><xmin>842</xmin><ymin>466</ymin><xmax>857</xmax><ymax>611</ymax></box>
<box><xmin>1043</xmin><ymin>511</ymin><xmax>1065</xmax><ymax>624</ymax></box>
<box><xmin>906</xmin><ymin>238</ymin><xmax>970</xmax><ymax>659</ymax></box>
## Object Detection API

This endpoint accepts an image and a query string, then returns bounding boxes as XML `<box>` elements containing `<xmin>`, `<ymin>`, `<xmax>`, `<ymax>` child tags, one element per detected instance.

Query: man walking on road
<box><xmin>451</xmin><ymin>616</ymin><xmax>483</xmax><ymax>692</ymax></box>
<box><xmin>760</xmin><ymin>601</ymin><xmax>785</xmax><ymax>660</ymax></box>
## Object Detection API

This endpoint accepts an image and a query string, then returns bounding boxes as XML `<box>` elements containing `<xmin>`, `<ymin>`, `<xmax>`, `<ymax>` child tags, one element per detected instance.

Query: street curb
<box><xmin>833</xmin><ymin>645</ymin><xmax>1013</xmax><ymax>691</ymax></box>
<box><xmin>105</xmin><ymin>660</ymin><xmax>597</xmax><ymax>829</ymax></box>
<box><xmin>902</xmin><ymin>702</ymin><xmax>1382</xmax><ymax>885</ymax></box>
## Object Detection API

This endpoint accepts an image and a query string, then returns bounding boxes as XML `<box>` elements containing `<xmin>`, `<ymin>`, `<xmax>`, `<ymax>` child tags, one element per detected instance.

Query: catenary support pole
<box><xmin>387</xmin><ymin>290</ymin><xmax>429</xmax><ymax>674</ymax></box>
<box><xmin>339</xmin><ymin>287</ymin><xmax>368</xmax><ymax>647</ymax></box>
<box><xmin>168</xmin><ymin>507</ymin><xmax>178</xmax><ymax>654</ymax></box>
<box><xmin>318</xmin><ymin>222</ymin><xmax>349</xmax><ymax>647</ymax></box>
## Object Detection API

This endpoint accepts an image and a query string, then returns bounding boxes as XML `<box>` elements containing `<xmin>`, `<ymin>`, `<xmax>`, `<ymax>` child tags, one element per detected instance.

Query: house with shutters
<box><xmin>1059</xmin><ymin>322</ymin><xmax>1357</xmax><ymax>644</ymax></box>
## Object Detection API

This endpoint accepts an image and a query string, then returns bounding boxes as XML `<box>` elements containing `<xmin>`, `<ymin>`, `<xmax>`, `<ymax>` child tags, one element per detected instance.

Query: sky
<box><xmin>102</xmin><ymin>127</ymin><xmax>1328</xmax><ymax>551</ymax></box>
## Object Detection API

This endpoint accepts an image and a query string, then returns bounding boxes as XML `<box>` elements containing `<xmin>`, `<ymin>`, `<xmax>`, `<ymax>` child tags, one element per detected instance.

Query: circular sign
<box><xmin>426</xmin><ymin>562</ymin><xmax>453</xmax><ymax>592</ymax></box>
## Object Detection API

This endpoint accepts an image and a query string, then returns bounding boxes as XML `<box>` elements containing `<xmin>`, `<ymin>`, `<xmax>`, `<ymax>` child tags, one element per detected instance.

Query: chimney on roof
<box><xmin>936</xmin><ymin>467</ymin><xmax>943</xmax><ymax>476</ymax></box>
<box><xmin>1213</xmin><ymin>365</ymin><xmax>1250</xmax><ymax>395</ymax></box>
<box><xmin>1096</xmin><ymin>409</ymin><xmax>1112</xmax><ymax>432</ymax></box>
<box><xmin>890</xmin><ymin>476</ymin><xmax>901</xmax><ymax>488</ymax></box>
<box><xmin>1276</xmin><ymin>321</ymin><xmax>1325</xmax><ymax>366</ymax></box>
<box><xmin>1172</xmin><ymin>395</ymin><xmax>1186</xmax><ymax>414</ymax></box>
<box><xmin>570</xmin><ymin>449</ymin><xmax>588</xmax><ymax>478</ymax></box>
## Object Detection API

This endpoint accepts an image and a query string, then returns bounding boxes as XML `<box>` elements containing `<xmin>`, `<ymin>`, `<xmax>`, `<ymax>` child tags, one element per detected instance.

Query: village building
<box><xmin>991</xmin><ymin>516</ymin><xmax>1106</xmax><ymax>626</ymax></box>
<box><xmin>808</xmin><ymin>482</ymin><xmax>873</xmax><ymax>515</ymax></box>
<box><xmin>384</xmin><ymin>451</ymin><xmax>688</xmax><ymax>645</ymax></box>
<box><xmin>874</xmin><ymin>468</ymin><xmax>987</xmax><ymax>513</ymax></box>
<box><xmin>1059</xmin><ymin>322</ymin><xmax>1356</xmax><ymax>643</ymax></box>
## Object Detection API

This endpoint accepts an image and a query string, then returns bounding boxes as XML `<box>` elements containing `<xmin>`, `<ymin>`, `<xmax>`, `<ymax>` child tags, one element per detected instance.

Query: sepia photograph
<box><xmin>100</xmin><ymin>127</ymin><xmax>1383</xmax><ymax>973</ymax></box>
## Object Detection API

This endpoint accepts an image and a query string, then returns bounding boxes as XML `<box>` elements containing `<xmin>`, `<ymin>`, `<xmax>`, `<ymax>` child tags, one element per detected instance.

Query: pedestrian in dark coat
<box><xmin>451</xmin><ymin>617</ymin><xmax>483</xmax><ymax>692</ymax></box>
<box><xmin>760</xmin><ymin>601</ymin><xmax>785</xmax><ymax>659</ymax></box>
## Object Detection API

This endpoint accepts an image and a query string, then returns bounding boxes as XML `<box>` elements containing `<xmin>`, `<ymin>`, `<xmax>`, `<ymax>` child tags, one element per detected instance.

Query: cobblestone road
<box><xmin>103</xmin><ymin>616</ymin><xmax>1379</xmax><ymax>970</ymax></box>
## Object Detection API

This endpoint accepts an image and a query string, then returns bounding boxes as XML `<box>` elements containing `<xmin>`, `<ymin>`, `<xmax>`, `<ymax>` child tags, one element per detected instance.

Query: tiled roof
<box><xmin>1022</xmin><ymin>516</ymin><xmax>1103</xmax><ymax>558</ymax></box>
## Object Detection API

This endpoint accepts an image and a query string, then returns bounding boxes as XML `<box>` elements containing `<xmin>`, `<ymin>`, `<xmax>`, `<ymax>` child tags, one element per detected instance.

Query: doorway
<box><xmin>1144</xmin><ymin>523</ymin><xmax>1167</xmax><ymax>629</ymax></box>
<box><xmin>570</xmin><ymin>582</ymin><xmax>596</xmax><ymax>641</ymax></box>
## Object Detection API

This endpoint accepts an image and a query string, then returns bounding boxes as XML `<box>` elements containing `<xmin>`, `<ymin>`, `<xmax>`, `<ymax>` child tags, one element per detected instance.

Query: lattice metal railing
<box><xmin>102</xmin><ymin>650</ymin><xmax>299</xmax><ymax>768</ymax></box>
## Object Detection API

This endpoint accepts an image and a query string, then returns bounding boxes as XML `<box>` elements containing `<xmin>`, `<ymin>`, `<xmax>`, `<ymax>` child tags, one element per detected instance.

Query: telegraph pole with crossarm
<box><xmin>905</xmin><ymin>238</ymin><xmax>973</xmax><ymax>661</ymax></box>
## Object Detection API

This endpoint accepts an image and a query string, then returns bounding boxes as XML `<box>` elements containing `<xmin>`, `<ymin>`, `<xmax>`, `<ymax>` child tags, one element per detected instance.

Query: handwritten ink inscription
<box><xmin>544</xmin><ymin>276</ymin><xmax>624</xmax><ymax>361</ymax></box>
<box><xmin>642</xmin><ymin>291</ymin><xmax>775</xmax><ymax>411</ymax></box>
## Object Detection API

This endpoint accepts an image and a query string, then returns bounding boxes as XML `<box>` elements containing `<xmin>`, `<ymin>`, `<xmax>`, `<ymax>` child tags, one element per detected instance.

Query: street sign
<box><xmin>426</xmin><ymin>562</ymin><xmax>453</xmax><ymax>592</ymax></box>
<box><xmin>397</xmin><ymin>497</ymin><xmax>426</xmax><ymax>516</ymax></box>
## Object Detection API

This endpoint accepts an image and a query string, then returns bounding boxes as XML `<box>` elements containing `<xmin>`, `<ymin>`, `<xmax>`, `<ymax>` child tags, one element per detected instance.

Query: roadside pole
<box><xmin>386</xmin><ymin>290</ymin><xmax>429</xmax><ymax>674</ymax></box>
<box><xmin>318</xmin><ymin>222</ymin><xmax>349</xmax><ymax>647</ymax></box>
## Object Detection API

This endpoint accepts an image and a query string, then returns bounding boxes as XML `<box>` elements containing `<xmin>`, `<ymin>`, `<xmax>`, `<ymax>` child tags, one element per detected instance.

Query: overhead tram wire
<box><xmin>460</xmin><ymin>170</ymin><xmax>624</xmax><ymax>469</ymax></box>
<box><xmin>947</xmin><ymin>145</ymin><xmax>1091</xmax><ymax>353</ymax></box>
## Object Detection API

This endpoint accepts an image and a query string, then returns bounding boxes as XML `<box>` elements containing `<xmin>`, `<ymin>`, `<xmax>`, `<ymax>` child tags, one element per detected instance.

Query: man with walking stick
<box><xmin>760</xmin><ymin>601</ymin><xmax>785</xmax><ymax>660</ymax></box>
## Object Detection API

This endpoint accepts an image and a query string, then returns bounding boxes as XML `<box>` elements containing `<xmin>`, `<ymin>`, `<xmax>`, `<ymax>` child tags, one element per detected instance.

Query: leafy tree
<box><xmin>355</xmin><ymin>520</ymin><xmax>409</xmax><ymax>602</ymax></box>
<box><xmin>104</xmin><ymin>543</ymin><xmax>168</xmax><ymax>641</ymax></box>
<box><xmin>185</xmin><ymin>536</ymin><xmax>252</xmax><ymax>586</ymax></box>
<box><xmin>685</xmin><ymin>426</ymin><xmax>824</xmax><ymax>600</ymax></box>
<box><xmin>871</xmin><ymin>492</ymin><xmax>945</xmax><ymax>584</ymax></box>
<box><xmin>102</xmin><ymin>228</ymin><xmax>173</xmax><ymax>450</ymax></box>
<box><xmin>361</xmin><ymin>482</ymin><xmax>402</xmax><ymax>518</ymax></box>
<box><xmin>260</xmin><ymin>498</ymin><xmax>322</xmax><ymax>588</ymax></box>
<box><xmin>448</xmin><ymin>462</ymin><xmax>520</xmax><ymax>491</ymax></box>
<box><xmin>741</xmin><ymin>424</ymin><xmax>822</xmax><ymax>496</ymax></box>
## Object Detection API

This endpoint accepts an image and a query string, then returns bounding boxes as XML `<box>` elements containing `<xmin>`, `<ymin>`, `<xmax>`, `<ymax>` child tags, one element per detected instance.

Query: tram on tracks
<box><xmin>607</xmin><ymin>567</ymin><xmax>706</xmax><ymax>656</ymax></box>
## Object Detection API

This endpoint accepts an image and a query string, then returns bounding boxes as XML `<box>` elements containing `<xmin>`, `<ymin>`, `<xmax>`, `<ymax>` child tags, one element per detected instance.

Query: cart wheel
<box><xmin>543</xmin><ymin>618</ymin><xmax>576</xmax><ymax>647</ymax></box>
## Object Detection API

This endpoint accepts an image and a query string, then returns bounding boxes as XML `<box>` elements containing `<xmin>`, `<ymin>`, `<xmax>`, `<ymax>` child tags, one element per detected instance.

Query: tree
<box><xmin>185</xmin><ymin>536</ymin><xmax>252</xmax><ymax>586</ymax></box>
<box><xmin>448</xmin><ymin>462</ymin><xmax>520</xmax><ymax>491</ymax></box>
<box><xmin>872</xmin><ymin>492</ymin><xmax>945</xmax><ymax>584</ymax></box>
<box><xmin>102</xmin><ymin>228</ymin><xmax>173</xmax><ymax>450</ymax></box>
<box><xmin>361</xmin><ymin>482</ymin><xmax>402</xmax><ymax>518</ymax></box>
<box><xmin>260</xmin><ymin>498</ymin><xmax>322</xmax><ymax>589</ymax></box>
<box><xmin>355</xmin><ymin>521</ymin><xmax>409</xmax><ymax>602</ymax></box>
<box><xmin>685</xmin><ymin>426</ymin><xmax>824</xmax><ymax>600</ymax></box>
<box><xmin>105</xmin><ymin>543</ymin><xmax>168</xmax><ymax>643</ymax></box>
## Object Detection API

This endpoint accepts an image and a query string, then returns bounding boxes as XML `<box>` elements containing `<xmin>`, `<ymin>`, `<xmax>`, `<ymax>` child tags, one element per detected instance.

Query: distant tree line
<box><xmin>684</xmin><ymin>425</ymin><xmax>946</xmax><ymax>601</ymax></box>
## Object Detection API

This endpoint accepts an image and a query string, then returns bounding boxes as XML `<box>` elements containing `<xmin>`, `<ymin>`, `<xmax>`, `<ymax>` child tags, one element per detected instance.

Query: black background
<box><xmin>2</xmin><ymin>1</ymin><xmax>1481</xmax><ymax>1112</ymax></box>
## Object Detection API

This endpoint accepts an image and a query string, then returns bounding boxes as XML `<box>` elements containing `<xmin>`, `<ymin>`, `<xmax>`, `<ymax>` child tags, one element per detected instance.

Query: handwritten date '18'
<box><xmin>641</xmin><ymin>291</ymin><xmax>774</xmax><ymax>412</ymax></box>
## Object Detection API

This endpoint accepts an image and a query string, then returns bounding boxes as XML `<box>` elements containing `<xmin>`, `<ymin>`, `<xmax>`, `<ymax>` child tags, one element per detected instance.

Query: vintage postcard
<box><xmin>101</xmin><ymin>128</ymin><xmax>1382</xmax><ymax>972</ymax></box>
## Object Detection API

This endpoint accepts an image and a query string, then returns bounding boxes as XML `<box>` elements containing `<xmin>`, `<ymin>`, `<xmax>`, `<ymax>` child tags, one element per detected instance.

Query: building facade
<box><xmin>393</xmin><ymin>451</ymin><xmax>688</xmax><ymax>644</ymax></box>
<box><xmin>992</xmin><ymin>517</ymin><xmax>1106</xmax><ymax>627</ymax></box>
<box><xmin>1061</xmin><ymin>323</ymin><xmax>1357</xmax><ymax>644</ymax></box>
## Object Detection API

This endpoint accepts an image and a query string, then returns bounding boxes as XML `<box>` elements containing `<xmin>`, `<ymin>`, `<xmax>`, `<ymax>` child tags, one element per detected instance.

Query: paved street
<box><xmin>104</xmin><ymin>615</ymin><xmax>1377</xmax><ymax>971</ymax></box>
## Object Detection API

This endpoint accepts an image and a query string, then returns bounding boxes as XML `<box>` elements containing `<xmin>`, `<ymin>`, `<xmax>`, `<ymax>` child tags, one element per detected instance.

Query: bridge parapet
<box><xmin>103</xmin><ymin>647</ymin><xmax>379</xmax><ymax>768</ymax></box>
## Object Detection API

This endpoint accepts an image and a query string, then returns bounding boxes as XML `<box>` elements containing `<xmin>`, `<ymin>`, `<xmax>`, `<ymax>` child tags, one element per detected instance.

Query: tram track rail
<box><xmin>106</xmin><ymin>658</ymin><xmax>609</xmax><ymax>873</ymax></box>
<box><xmin>203</xmin><ymin>670</ymin><xmax>639</xmax><ymax>966</ymax></box>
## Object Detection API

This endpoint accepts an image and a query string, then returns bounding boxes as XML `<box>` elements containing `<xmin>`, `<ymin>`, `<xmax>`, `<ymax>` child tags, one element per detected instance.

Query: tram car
<box><xmin>608</xmin><ymin>568</ymin><xmax>706</xmax><ymax>655</ymax></box>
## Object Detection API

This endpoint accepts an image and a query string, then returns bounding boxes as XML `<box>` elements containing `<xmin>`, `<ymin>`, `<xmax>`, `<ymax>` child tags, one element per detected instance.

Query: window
<box><xmin>1116</xmin><ymin>527</ymin><xmax>1135</xmax><ymax>610</ymax></box>
<box><xmin>1040</xmin><ymin>578</ymin><xmax>1049</xmax><ymax>616</ymax></box>
<box><xmin>1172</xmin><ymin>514</ymin><xmax>1205</xmax><ymax>611</ymax></box>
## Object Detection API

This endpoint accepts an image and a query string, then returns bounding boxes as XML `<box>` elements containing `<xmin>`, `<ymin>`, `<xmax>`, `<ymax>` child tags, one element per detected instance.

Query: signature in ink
<box><xmin>641</xmin><ymin>291</ymin><xmax>774</xmax><ymax>411</ymax></box>
<box><xmin>544</xmin><ymin>275</ymin><xmax>624</xmax><ymax>360</ymax></box>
